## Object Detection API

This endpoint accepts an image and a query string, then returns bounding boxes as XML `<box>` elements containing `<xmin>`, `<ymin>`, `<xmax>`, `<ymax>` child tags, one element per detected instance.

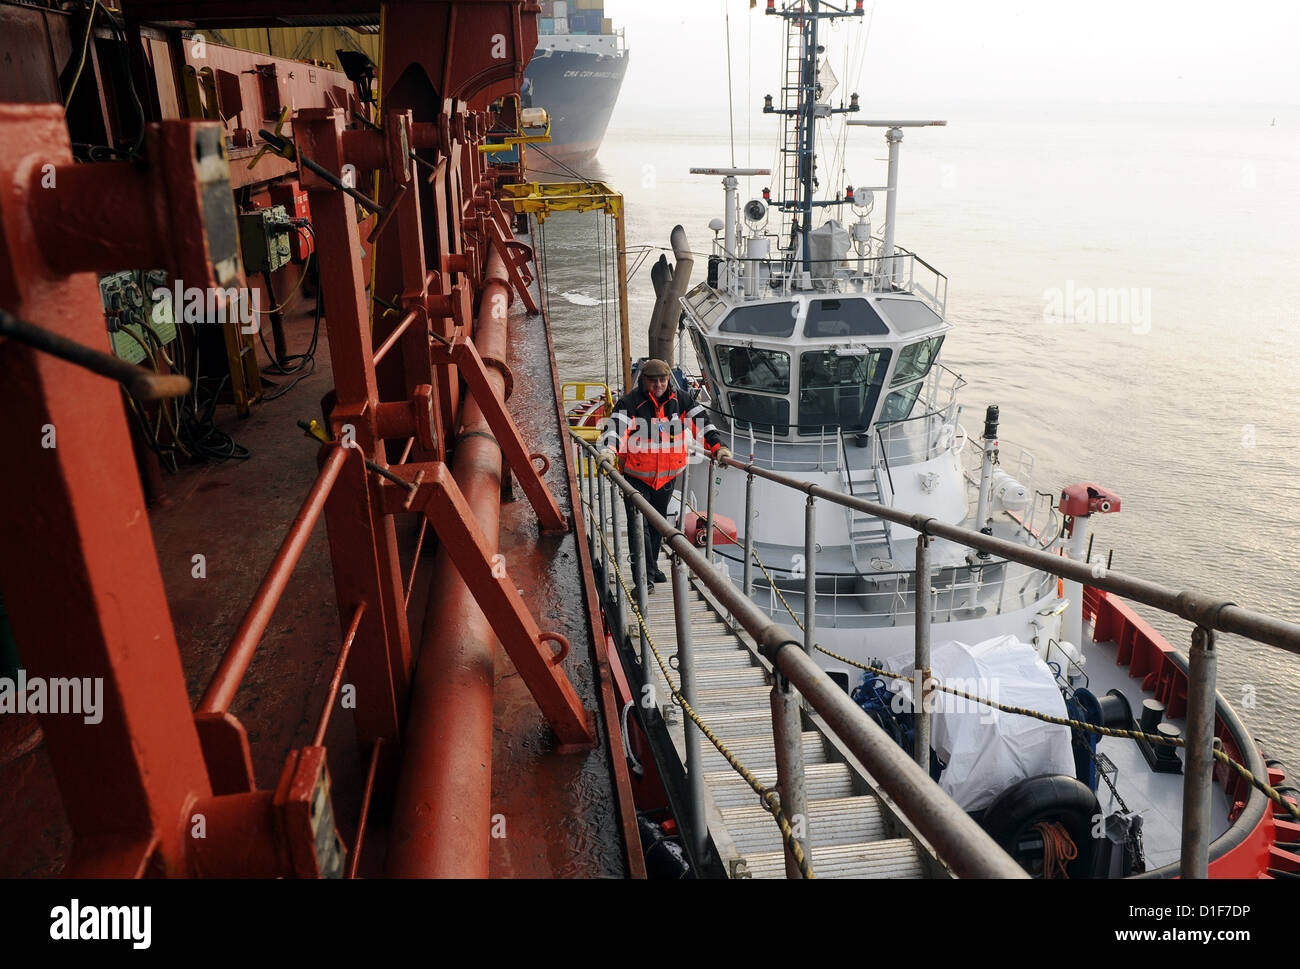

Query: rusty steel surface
<box><xmin>0</xmin><ymin>0</ymin><xmax>639</xmax><ymax>880</ymax></box>
<box><xmin>0</xmin><ymin>105</ymin><xmax>216</xmax><ymax>877</ymax></box>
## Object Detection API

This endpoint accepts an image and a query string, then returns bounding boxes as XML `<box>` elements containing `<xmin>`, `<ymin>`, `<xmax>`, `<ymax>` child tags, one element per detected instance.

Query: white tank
<box><xmin>745</xmin><ymin>236</ymin><xmax>770</xmax><ymax>297</ymax></box>
<box><xmin>990</xmin><ymin>470</ymin><xmax>1030</xmax><ymax>512</ymax></box>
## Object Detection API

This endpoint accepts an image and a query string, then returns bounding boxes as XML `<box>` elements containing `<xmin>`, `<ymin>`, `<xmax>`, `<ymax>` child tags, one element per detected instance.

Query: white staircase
<box><xmin>842</xmin><ymin>465</ymin><xmax>896</xmax><ymax>571</ymax></box>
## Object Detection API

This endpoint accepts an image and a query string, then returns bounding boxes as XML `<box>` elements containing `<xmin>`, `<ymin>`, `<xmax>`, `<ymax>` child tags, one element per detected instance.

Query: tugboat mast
<box><xmin>763</xmin><ymin>0</ymin><xmax>865</xmax><ymax>271</ymax></box>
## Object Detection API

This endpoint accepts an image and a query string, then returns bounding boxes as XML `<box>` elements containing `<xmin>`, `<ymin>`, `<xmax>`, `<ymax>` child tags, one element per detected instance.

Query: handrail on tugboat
<box><xmin>572</xmin><ymin>432</ymin><xmax>1300</xmax><ymax>879</ymax></box>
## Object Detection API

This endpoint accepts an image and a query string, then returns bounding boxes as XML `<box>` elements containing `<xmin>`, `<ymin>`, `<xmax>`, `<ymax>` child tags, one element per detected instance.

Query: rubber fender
<box><xmin>980</xmin><ymin>774</ymin><xmax>1100</xmax><ymax>878</ymax></box>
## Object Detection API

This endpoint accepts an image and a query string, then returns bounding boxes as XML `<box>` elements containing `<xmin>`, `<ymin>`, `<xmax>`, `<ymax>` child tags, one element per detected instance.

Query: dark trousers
<box><xmin>624</xmin><ymin>475</ymin><xmax>675</xmax><ymax>584</ymax></box>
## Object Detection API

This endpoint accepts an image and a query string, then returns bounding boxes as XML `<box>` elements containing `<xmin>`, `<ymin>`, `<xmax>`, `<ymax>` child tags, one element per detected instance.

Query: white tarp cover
<box><xmin>807</xmin><ymin>220</ymin><xmax>851</xmax><ymax>277</ymax></box>
<box><xmin>880</xmin><ymin>634</ymin><xmax>1075</xmax><ymax>812</ymax></box>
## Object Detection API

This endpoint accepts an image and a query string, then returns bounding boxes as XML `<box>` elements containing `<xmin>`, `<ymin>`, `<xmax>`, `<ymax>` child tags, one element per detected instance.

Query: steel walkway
<box><xmin>629</xmin><ymin>567</ymin><xmax>939</xmax><ymax>879</ymax></box>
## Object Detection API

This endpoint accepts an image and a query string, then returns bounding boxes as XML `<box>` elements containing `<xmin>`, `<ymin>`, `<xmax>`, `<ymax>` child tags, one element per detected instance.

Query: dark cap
<box><xmin>641</xmin><ymin>359</ymin><xmax>671</xmax><ymax>378</ymax></box>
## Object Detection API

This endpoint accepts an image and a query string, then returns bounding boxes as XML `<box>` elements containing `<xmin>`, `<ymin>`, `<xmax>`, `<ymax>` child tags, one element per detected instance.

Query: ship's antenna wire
<box><xmin>746</xmin><ymin>0</ymin><xmax>753</xmax><ymax>198</ymax></box>
<box><xmin>725</xmin><ymin>0</ymin><xmax>737</xmax><ymax>167</ymax></box>
<box><xmin>824</xmin><ymin>21</ymin><xmax>854</xmax><ymax>208</ymax></box>
<box><xmin>826</xmin><ymin>2</ymin><xmax>875</xmax><ymax>212</ymax></box>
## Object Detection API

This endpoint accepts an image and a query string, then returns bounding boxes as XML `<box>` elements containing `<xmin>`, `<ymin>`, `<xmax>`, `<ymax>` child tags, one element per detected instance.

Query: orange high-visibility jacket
<box><xmin>598</xmin><ymin>384</ymin><xmax>723</xmax><ymax>490</ymax></box>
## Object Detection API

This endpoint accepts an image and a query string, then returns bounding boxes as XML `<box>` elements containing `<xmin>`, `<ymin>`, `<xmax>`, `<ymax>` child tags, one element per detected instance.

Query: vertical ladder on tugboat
<box><xmin>842</xmin><ymin>465</ymin><xmax>896</xmax><ymax>571</ymax></box>
<box><xmin>776</xmin><ymin>14</ymin><xmax>804</xmax><ymax>247</ymax></box>
<box><xmin>628</xmin><ymin>561</ymin><xmax>933</xmax><ymax>878</ymax></box>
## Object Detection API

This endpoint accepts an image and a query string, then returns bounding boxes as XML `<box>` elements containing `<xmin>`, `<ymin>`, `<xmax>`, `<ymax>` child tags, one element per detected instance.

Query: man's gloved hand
<box><xmin>713</xmin><ymin>445</ymin><xmax>733</xmax><ymax>464</ymax></box>
<box><xmin>596</xmin><ymin>448</ymin><xmax>617</xmax><ymax>471</ymax></box>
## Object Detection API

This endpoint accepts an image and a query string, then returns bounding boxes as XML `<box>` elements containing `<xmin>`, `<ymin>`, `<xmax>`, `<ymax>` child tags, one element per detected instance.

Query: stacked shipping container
<box><xmin>538</xmin><ymin>0</ymin><xmax>611</xmax><ymax>34</ymax></box>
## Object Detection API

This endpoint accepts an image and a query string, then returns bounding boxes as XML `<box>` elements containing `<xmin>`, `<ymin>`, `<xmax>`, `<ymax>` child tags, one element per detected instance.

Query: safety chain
<box><xmin>583</xmin><ymin>472</ymin><xmax>815</xmax><ymax>878</ymax></box>
<box><xmin>734</xmin><ymin>516</ymin><xmax>1300</xmax><ymax>827</ymax></box>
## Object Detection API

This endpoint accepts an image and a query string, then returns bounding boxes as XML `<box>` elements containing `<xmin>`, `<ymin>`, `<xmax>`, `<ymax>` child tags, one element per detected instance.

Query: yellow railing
<box><xmin>562</xmin><ymin>381</ymin><xmax>613</xmax><ymax>445</ymax></box>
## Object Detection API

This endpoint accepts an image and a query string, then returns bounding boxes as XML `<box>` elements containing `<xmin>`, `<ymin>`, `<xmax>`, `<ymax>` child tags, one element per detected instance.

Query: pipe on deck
<box><xmin>647</xmin><ymin>225</ymin><xmax>693</xmax><ymax>365</ymax></box>
<box><xmin>387</xmin><ymin>246</ymin><xmax>513</xmax><ymax>877</ymax></box>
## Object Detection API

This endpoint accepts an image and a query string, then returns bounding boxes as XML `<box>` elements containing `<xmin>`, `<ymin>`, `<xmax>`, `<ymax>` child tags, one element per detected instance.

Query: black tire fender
<box><xmin>980</xmin><ymin>774</ymin><xmax>1100</xmax><ymax>878</ymax></box>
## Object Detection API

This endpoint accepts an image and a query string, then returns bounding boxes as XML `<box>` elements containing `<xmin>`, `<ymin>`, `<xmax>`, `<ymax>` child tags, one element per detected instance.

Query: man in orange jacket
<box><xmin>596</xmin><ymin>359</ymin><xmax>732</xmax><ymax>592</ymax></box>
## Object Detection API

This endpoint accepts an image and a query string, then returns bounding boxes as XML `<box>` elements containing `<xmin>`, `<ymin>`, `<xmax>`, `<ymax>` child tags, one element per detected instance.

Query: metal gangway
<box><xmin>569</xmin><ymin>433</ymin><xmax>1300</xmax><ymax>879</ymax></box>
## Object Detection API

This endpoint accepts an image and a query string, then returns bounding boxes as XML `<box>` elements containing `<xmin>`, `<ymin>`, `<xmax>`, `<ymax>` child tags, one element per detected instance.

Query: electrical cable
<box><xmin>102</xmin><ymin>6</ymin><xmax>147</xmax><ymax>157</ymax></box>
<box><xmin>135</xmin><ymin>322</ymin><xmax>195</xmax><ymax>459</ymax></box>
<box><xmin>260</xmin><ymin>254</ymin><xmax>322</xmax><ymax>403</ymax></box>
<box><xmin>259</xmin><ymin>253</ymin><xmax>313</xmax><ymax>318</ymax></box>
<box><xmin>171</xmin><ymin>313</ymin><xmax>250</xmax><ymax>462</ymax></box>
<box><xmin>258</xmin><ymin>225</ymin><xmax>322</xmax><ymax>392</ymax></box>
<box><xmin>62</xmin><ymin>0</ymin><xmax>100</xmax><ymax>112</ymax></box>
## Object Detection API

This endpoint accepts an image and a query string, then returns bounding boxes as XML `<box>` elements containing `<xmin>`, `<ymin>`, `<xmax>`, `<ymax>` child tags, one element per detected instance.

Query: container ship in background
<box><xmin>524</xmin><ymin>0</ymin><xmax>629</xmax><ymax>159</ymax></box>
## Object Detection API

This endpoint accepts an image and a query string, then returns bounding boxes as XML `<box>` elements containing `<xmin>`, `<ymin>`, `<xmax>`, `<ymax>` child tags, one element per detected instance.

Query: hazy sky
<box><xmin>606</xmin><ymin>0</ymin><xmax>1300</xmax><ymax>114</ymax></box>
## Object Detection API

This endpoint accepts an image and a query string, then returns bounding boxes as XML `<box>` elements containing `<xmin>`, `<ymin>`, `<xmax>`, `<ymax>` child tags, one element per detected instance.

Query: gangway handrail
<box><xmin>571</xmin><ymin>431</ymin><xmax>1027</xmax><ymax>879</ymax></box>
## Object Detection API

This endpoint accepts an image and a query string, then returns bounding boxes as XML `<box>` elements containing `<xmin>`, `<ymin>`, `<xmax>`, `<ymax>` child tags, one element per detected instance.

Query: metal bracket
<box><xmin>728</xmin><ymin>857</ymin><xmax>753</xmax><ymax>879</ymax></box>
<box><xmin>431</xmin><ymin>333</ymin><xmax>567</xmax><ymax>532</ymax></box>
<box><xmin>377</xmin><ymin>462</ymin><xmax>594</xmax><ymax>749</ymax></box>
<box><xmin>486</xmin><ymin>223</ymin><xmax>539</xmax><ymax>313</ymax></box>
<box><xmin>273</xmin><ymin>746</ymin><xmax>347</xmax><ymax>878</ymax></box>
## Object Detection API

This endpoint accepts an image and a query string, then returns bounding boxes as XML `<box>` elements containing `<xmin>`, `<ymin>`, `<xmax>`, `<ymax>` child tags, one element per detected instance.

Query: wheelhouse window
<box><xmin>718</xmin><ymin>302</ymin><xmax>797</xmax><ymax>337</ymax></box>
<box><xmin>879</xmin><ymin>336</ymin><xmax>944</xmax><ymax>423</ymax></box>
<box><xmin>891</xmin><ymin>335</ymin><xmax>944</xmax><ymax>385</ymax></box>
<box><xmin>717</xmin><ymin>345</ymin><xmax>790</xmax><ymax>394</ymax></box>
<box><xmin>685</xmin><ymin>282</ymin><xmax>728</xmax><ymax>329</ymax></box>
<box><xmin>688</xmin><ymin>329</ymin><xmax>719</xmax><ymax>390</ymax></box>
<box><xmin>729</xmin><ymin>394</ymin><xmax>791</xmax><ymax>437</ymax></box>
<box><xmin>878</xmin><ymin>383</ymin><xmax>926</xmax><ymax>423</ymax></box>
<box><xmin>796</xmin><ymin>348</ymin><xmax>891</xmax><ymax>436</ymax></box>
<box><xmin>876</xmin><ymin>297</ymin><xmax>943</xmax><ymax>334</ymax></box>
<box><xmin>715</xmin><ymin>345</ymin><xmax>791</xmax><ymax>437</ymax></box>
<box><xmin>803</xmin><ymin>298</ymin><xmax>890</xmax><ymax>338</ymax></box>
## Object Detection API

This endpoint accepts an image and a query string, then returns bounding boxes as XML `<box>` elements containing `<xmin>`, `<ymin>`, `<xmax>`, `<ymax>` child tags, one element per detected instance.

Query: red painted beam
<box><xmin>198</xmin><ymin>445</ymin><xmax>348</xmax><ymax>715</ymax></box>
<box><xmin>0</xmin><ymin>106</ymin><xmax>215</xmax><ymax>876</ymax></box>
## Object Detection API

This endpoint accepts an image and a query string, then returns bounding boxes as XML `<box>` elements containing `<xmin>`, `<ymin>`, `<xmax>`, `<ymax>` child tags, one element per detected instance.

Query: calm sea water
<box><xmin>533</xmin><ymin>99</ymin><xmax>1300</xmax><ymax>769</ymax></box>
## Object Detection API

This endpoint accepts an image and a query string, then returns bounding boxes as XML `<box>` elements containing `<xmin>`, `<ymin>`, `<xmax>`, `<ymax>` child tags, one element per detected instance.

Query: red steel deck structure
<box><xmin>0</xmin><ymin>0</ymin><xmax>642</xmax><ymax>878</ymax></box>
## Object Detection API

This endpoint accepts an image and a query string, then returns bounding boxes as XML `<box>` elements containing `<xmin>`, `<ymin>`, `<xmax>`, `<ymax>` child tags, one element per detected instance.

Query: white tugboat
<box><xmin>567</xmin><ymin>0</ymin><xmax>1298</xmax><ymax>879</ymax></box>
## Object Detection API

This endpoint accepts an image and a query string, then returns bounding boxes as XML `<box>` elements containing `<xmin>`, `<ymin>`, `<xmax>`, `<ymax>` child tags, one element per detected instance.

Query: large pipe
<box><xmin>648</xmin><ymin>226</ymin><xmax>694</xmax><ymax>366</ymax></box>
<box><xmin>647</xmin><ymin>254</ymin><xmax>672</xmax><ymax>363</ymax></box>
<box><xmin>387</xmin><ymin>246</ymin><xmax>514</xmax><ymax>878</ymax></box>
